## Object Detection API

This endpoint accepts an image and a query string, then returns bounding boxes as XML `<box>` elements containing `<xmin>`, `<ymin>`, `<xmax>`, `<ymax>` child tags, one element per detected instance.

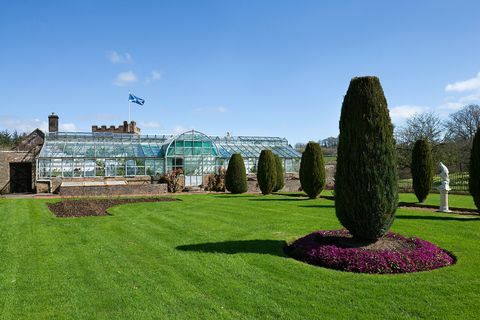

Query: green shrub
<box><xmin>469</xmin><ymin>128</ymin><xmax>480</xmax><ymax>210</ymax></box>
<box><xmin>335</xmin><ymin>76</ymin><xmax>398</xmax><ymax>240</ymax></box>
<box><xmin>273</xmin><ymin>154</ymin><xmax>284</xmax><ymax>192</ymax></box>
<box><xmin>205</xmin><ymin>167</ymin><xmax>226</xmax><ymax>192</ymax></box>
<box><xmin>225</xmin><ymin>154</ymin><xmax>248</xmax><ymax>194</ymax></box>
<box><xmin>160</xmin><ymin>169</ymin><xmax>184</xmax><ymax>193</ymax></box>
<box><xmin>257</xmin><ymin>150</ymin><xmax>277</xmax><ymax>195</ymax></box>
<box><xmin>299</xmin><ymin>142</ymin><xmax>326</xmax><ymax>199</ymax></box>
<box><xmin>411</xmin><ymin>139</ymin><xmax>433</xmax><ymax>202</ymax></box>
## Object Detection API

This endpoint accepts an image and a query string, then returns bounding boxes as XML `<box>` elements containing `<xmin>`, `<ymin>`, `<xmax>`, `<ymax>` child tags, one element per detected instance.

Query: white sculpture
<box><xmin>438</xmin><ymin>162</ymin><xmax>451</xmax><ymax>191</ymax></box>
<box><xmin>437</xmin><ymin>162</ymin><xmax>451</xmax><ymax>212</ymax></box>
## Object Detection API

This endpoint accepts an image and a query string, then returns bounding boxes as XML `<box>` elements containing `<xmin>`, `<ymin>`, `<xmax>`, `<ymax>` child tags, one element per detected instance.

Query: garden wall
<box><xmin>58</xmin><ymin>183</ymin><xmax>168</xmax><ymax>197</ymax></box>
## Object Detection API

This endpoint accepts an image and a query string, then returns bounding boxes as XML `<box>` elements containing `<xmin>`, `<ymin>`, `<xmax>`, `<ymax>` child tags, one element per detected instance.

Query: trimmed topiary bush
<box><xmin>257</xmin><ymin>150</ymin><xmax>277</xmax><ymax>195</ymax></box>
<box><xmin>225</xmin><ymin>153</ymin><xmax>248</xmax><ymax>194</ymax></box>
<box><xmin>469</xmin><ymin>128</ymin><xmax>480</xmax><ymax>210</ymax></box>
<box><xmin>273</xmin><ymin>154</ymin><xmax>284</xmax><ymax>192</ymax></box>
<box><xmin>335</xmin><ymin>76</ymin><xmax>398</xmax><ymax>240</ymax></box>
<box><xmin>299</xmin><ymin>141</ymin><xmax>326</xmax><ymax>199</ymax></box>
<box><xmin>411</xmin><ymin>139</ymin><xmax>433</xmax><ymax>203</ymax></box>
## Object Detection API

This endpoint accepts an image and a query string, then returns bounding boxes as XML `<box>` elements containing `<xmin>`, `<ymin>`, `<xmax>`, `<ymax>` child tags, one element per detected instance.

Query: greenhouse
<box><xmin>37</xmin><ymin>130</ymin><xmax>301</xmax><ymax>185</ymax></box>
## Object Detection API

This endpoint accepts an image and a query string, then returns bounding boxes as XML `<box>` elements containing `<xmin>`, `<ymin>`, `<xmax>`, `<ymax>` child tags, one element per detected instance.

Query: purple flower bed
<box><xmin>285</xmin><ymin>230</ymin><xmax>456</xmax><ymax>274</ymax></box>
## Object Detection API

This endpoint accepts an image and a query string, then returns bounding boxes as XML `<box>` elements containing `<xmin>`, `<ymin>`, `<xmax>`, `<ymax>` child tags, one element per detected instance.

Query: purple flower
<box><xmin>285</xmin><ymin>230</ymin><xmax>455</xmax><ymax>274</ymax></box>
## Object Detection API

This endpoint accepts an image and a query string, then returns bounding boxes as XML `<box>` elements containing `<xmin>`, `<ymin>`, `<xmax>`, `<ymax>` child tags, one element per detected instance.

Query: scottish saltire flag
<box><xmin>128</xmin><ymin>93</ymin><xmax>145</xmax><ymax>106</ymax></box>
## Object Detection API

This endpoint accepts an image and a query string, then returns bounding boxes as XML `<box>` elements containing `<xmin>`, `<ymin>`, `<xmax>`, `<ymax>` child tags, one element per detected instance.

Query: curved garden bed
<box><xmin>48</xmin><ymin>197</ymin><xmax>179</xmax><ymax>218</ymax></box>
<box><xmin>285</xmin><ymin>229</ymin><xmax>455</xmax><ymax>274</ymax></box>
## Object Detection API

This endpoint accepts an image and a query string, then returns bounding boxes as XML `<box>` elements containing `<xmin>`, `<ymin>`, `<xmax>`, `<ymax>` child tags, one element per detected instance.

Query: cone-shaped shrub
<box><xmin>257</xmin><ymin>150</ymin><xmax>277</xmax><ymax>195</ymax></box>
<box><xmin>225</xmin><ymin>153</ymin><xmax>248</xmax><ymax>194</ymax></box>
<box><xmin>299</xmin><ymin>142</ymin><xmax>326</xmax><ymax>199</ymax></box>
<box><xmin>411</xmin><ymin>139</ymin><xmax>433</xmax><ymax>203</ymax></box>
<box><xmin>469</xmin><ymin>128</ymin><xmax>480</xmax><ymax>210</ymax></box>
<box><xmin>273</xmin><ymin>154</ymin><xmax>285</xmax><ymax>192</ymax></box>
<box><xmin>335</xmin><ymin>76</ymin><xmax>398</xmax><ymax>240</ymax></box>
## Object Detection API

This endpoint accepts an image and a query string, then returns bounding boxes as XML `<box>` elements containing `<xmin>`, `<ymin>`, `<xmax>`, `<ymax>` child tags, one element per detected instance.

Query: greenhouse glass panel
<box><xmin>51</xmin><ymin>159</ymin><xmax>62</xmax><ymax>177</ymax></box>
<box><xmin>38</xmin><ymin>159</ymin><xmax>50</xmax><ymax>178</ymax></box>
<box><xmin>85</xmin><ymin>160</ymin><xmax>95</xmax><ymax>177</ymax></box>
<box><xmin>73</xmin><ymin>159</ymin><xmax>84</xmax><ymax>177</ymax></box>
<box><xmin>62</xmin><ymin>159</ymin><xmax>73</xmax><ymax>177</ymax></box>
<box><xmin>95</xmin><ymin>159</ymin><xmax>105</xmax><ymax>177</ymax></box>
<box><xmin>106</xmin><ymin>160</ymin><xmax>116</xmax><ymax>176</ymax></box>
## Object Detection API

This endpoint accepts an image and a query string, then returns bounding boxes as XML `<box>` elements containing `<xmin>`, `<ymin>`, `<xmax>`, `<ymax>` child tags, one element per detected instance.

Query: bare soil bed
<box><xmin>285</xmin><ymin>229</ymin><xmax>456</xmax><ymax>274</ymax></box>
<box><xmin>48</xmin><ymin>197</ymin><xmax>178</xmax><ymax>217</ymax></box>
<box><xmin>398</xmin><ymin>202</ymin><xmax>479</xmax><ymax>216</ymax></box>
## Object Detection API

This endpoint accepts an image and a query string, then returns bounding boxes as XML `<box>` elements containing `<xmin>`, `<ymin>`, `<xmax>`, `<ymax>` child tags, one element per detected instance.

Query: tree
<box><xmin>257</xmin><ymin>150</ymin><xmax>277</xmax><ymax>195</ymax></box>
<box><xmin>320</xmin><ymin>137</ymin><xmax>339</xmax><ymax>148</ymax></box>
<box><xmin>469</xmin><ymin>128</ymin><xmax>480</xmax><ymax>210</ymax></box>
<box><xmin>273</xmin><ymin>154</ymin><xmax>284</xmax><ymax>192</ymax></box>
<box><xmin>444</xmin><ymin>104</ymin><xmax>480</xmax><ymax>142</ymax></box>
<box><xmin>395</xmin><ymin>112</ymin><xmax>443</xmax><ymax>145</ymax></box>
<box><xmin>299</xmin><ymin>142</ymin><xmax>326</xmax><ymax>199</ymax></box>
<box><xmin>0</xmin><ymin>130</ymin><xmax>12</xmax><ymax>149</ymax></box>
<box><xmin>335</xmin><ymin>76</ymin><xmax>398</xmax><ymax>240</ymax></box>
<box><xmin>225</xmin><ymin>153</ymin><xmax>248</xmax><ymax>194</ymax></box>
<box><xmin>294</xmin><ymin>142</ymin><xmax>306</xmax><ymax>153</ymax></box>
<box><xmin>411</xmin><ymin>139</ymin><xmax>433</xmax><ymax>202</ymax></box>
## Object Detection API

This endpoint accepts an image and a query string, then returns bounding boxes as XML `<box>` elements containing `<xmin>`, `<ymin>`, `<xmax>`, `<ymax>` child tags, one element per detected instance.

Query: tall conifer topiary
<box><xmin>335</xmin><ymin>76</ymin><xmax>398</xmax><ymax>240</ymax></box>
<box><xmin>257</xmin><ymin>150</ymin><xmax>277</xmax><ymax>195</ymax></box>
<box><xmin>411</xmin><ymin>139</ymin><xmax>433</xmax><ymax>203</ymax></box>
<box><xmin>273</xmin><ymin>154</ymin><xmax>284</xmax><ymax>192</ymax></box>
<box><xmin>299</xmin><ymin>142</ymin><xmax>326</xmax><ymax>199</ymax></box>
<box><xmin>469</xmin><ymin>128</ymin><xmax>480</xmax><ymax>210</ymax></box>
<box><xmin>225</xmin><ymin>153</ymin><xmax>248</xmax><ymax>194</ymax></box>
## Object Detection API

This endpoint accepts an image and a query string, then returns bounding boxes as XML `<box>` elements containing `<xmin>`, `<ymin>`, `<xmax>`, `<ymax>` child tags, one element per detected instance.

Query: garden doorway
<box><xmin>9</xmin><ymin>162</ymin><xmax>33</xmax><ymax>193</ymax></box>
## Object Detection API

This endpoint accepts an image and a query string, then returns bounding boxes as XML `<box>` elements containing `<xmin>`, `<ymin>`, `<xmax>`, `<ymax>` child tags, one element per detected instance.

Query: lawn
<box><xmin>0</xmin><ymin>193</ymin><xmax>478</xmax><ymax>319</ymax></box>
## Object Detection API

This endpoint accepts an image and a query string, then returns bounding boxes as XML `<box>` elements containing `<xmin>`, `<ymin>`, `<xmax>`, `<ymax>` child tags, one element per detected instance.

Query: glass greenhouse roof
<box><xmin>39</xmin><ymin>131</ymin><xmax>301</xmax><ymax>159</ymax></box>
<box><xmin>211</xmin><ymin>136</ymin><xmax>301</xmax><ymax>158</ymax></box>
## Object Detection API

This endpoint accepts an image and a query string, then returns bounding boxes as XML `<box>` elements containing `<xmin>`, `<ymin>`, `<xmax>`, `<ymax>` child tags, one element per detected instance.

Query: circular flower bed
<box><xmin>285</xmin><ymin>230</ymin><xmax>455</xmax><ymax>274</ymax></box>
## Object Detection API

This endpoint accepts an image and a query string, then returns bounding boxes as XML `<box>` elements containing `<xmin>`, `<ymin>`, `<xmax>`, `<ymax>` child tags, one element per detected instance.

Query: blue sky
<box><xmin>1</xmin><ymin>0</ymin><xmax>479</xmax><ymax>144</ymax></box>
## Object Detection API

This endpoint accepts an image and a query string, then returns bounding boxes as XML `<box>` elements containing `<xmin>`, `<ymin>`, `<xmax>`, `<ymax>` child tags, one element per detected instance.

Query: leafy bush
<box><xmin>469</xmin><ymin>128</ymin><xmax>480</xmax><ymax>210</ymax></box>
<box><xmin>257</xmin><ymin>150</ymin><xmax>277</xmax><ymax>195</ymax></box>
<box><xmin>411</xmin><ymin>139</ymin><xmax>433</xmax><ymax>202</ymax></box>
<box><xmin>225</xmin><ymin>154</ymin><xmax>248</xmax><ymax>194</ymax></box>
<box><xmin>160</xmin><ymin>169</ymin><xmax>184</xmax><ymax>193</ymax></box>
<box><xmin>299</xmin><ymin>141</ymin><xmax>326</xmax><ymax>199</ymax></box>
<box><xmin>204</xmin><ymin>167</ymin><xmax>226</xmax><ymax>192</ymax></box>
<box><xmin>335</xmin><ymin>76</ymin><xmax>398</xmax><ymax>240</ymax></box>
<box><xmin>273</xmin><ymin>154</ymin><xmax>284</xmax><ymax>192</ymax></box>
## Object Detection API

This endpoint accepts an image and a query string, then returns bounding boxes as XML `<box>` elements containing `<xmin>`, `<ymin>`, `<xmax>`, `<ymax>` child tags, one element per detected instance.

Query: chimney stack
<box><xmin>48</xmin><ymin>113</ymin><xmax>59</xmax><ymax>132</ymax></box>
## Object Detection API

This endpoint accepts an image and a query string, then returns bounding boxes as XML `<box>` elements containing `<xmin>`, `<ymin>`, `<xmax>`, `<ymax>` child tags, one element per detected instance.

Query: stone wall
<box><xmin>58</xmin><ymin>183</ymin><xmax>168</xmax><ymax>197</ymax></box>
<box><xmin>92</xmin><ymin>121</ymin><xmax>141</xmax><ymax>134</ymax></box>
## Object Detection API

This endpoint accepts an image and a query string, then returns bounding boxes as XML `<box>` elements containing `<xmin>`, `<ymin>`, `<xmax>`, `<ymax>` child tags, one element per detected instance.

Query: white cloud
<box><xmin>113</xmin><ymin>71</ymin><xmax>138</xmax><ymax>87</ymax></box>
<box><xmin>139</xmin><ymin>121</ymin><xmax>161</xmax><ymax>129</ymax></box>
<box><xmin>217</xmin><ymin>106</ymin><xmax>228</xmax><ymax>113</ymax></box>
<box><xmin>59</xmin><ymin>123</ymin><xmax>77</xmax><ymax>131</ymax></box>
<box><xmin>437</xmin><ymin>101</ymin><xmax>463</xmax><ymax>113</ymax></box>
<box><xmin>108</xmin><ymin>51</ymin><xmax>132</xmax><ymax>64</ymax></box>
<box><xmin>0</xmin><ymin>116</ymin><xmax>48</xmax><ymax>133</ymax></box>
<box><xmin>389</xmin><ymin>105</ymin><xmax>429</xmax><ymax>123</ymax></box>
<box><xmin>390</xmin><ymin>72</ymin><xmax>480</xmax><ymax>122</ymax></box>
<box><xmin>145</xmin><ymin>70</ymin><xmax>162</xmax><ymax>84</ymax></box>
<box><xmin>445</xmin><ymin>72</ymin><xmax>480</xmax><ymax>92</ymax></box>
<box><xmin>441</xmin><ymin>72</ymin><xmax>480</xmax><ymax>113</ymax></box>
